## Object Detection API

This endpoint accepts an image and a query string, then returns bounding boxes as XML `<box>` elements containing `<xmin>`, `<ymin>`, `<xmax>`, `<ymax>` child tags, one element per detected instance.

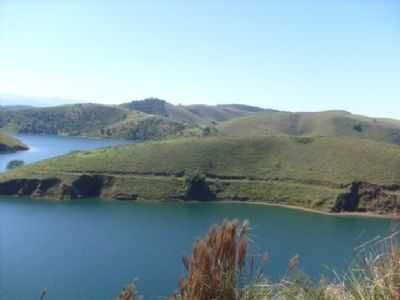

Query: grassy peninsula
<box><xmin>0</xmin><ymin>132</ymin><xmax>28</xmax><ymax>153</ymax></box>
<box><xmin>2</xmin><ymin>99</ymin><xmax>400</xmax><ymax>216</ymax></box>
<box><xmin>1</xmin><ymin>135</ymin><xmax>399</xmax><ymax>215</ymax></box>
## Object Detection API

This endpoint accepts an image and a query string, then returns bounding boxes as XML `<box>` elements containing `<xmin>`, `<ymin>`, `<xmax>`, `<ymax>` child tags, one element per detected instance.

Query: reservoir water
<box><xmin>0</xmin><ymin>134</ymin><xmax>129</xmax><ymax>172</ymax></box>
<box><xmin>0</xmin><ymin>134</ymin><xmax>396</xmax><ymax>300</ymax></box>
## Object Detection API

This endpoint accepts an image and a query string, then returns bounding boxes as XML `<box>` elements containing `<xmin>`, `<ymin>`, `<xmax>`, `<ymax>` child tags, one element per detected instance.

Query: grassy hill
<box><xmin>2</xmin><ymin>99</ymin><xmax>400</xmax><ymax>216</ymax></box>
<box><xmin>102</xmin><ymin>111</ymin><xmax>186</xmax><ymax>140</ymax></box>
<box><xmin>121</xmin><ymin>98</ymin><xmax>264</xmax><ymax>126</ymax></box>
<box><xmin>2</xmin><ymin>135</ymin><xmax>399</xmax><ymax>214</ymax></box>
<box><xmin>0</xmin><ymin>132</ymin><xmax>28</xmax><ymax>153</ymax></box>
<box><xmin>0</xmin><ymin>103</ymin><xmax>191</xmax><ymax>140</ymax></box>
<box><xmin>185</xmin><ymin>104</ymin><xmax>265</xmax><ymax>124</ymax></box>
<box><xmin>3</xmin><ymin>98</ymin><xmax>400</xmax><ymax>146</ymax></box>
<box><xmin>0</xmin><ymin>99</ymin><xmax>264</xmax><ymax>140</ymax></box>
<box><xmin>121</xmin><ymin>98</ymin><xmax>204</xmax><ymax>125</ymax></box>
<box><xmin>2</xmin><ymin>96</ymin><xmax>400</xmax><ymax>146</ymax></box>
<box><xmin>218</xmin><ymin>110</ymin><xmax>400</xmax><ymax>145</ymax></box>
<box><xmin>0</xmin><ymin>103</ymin><xmax>128</xmax><ymax>136</ymax></box>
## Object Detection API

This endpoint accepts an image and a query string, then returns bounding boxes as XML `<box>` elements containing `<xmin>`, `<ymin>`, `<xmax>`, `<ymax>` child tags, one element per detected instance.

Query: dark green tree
<box><xmin>6</xmin><ymin>160</ymin><xmax>25</xmax><ymax>170</ymax></box>
<box><xmin>353</xmin><ymin>123</ymin><xmax>363</xmax><ymax>133</ymax></box>
<box><xmin>184</xmin><ymin>171</ymin><xmax>215</xmax><ymax>201</ymax></box>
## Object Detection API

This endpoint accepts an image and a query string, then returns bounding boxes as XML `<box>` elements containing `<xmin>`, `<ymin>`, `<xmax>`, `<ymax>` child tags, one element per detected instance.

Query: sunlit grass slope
<box><xmin>218</xmin><ymin>110</ymin><xmax>400</xmax><ymax>145</ymax></box>
<box><xmin>0</xmin><ymin>132</ymin><xmax>28</xmax><ymax>153</ymax></box>
<box><xmin>7</xmin><ymin>135</ymin><xmax>400</xmax><ymax>186</ymax></box>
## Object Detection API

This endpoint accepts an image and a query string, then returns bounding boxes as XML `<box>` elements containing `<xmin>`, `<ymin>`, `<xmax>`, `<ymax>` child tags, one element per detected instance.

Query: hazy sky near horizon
<box><xmin>0</xmin><ymin>1</ymin><xmax>399</xmax><ymax>118</ymax></box>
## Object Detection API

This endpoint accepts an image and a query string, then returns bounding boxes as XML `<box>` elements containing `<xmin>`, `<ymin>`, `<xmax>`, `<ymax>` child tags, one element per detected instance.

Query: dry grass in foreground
<box><xmin>116</xmin><ymin>219</ymin><xmax>400</xmax><ymax>300</ymax></box>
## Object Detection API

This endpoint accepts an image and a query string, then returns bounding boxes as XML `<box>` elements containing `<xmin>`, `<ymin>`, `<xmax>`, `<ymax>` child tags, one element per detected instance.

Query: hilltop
<box><xmin>2</xmin><ymin>97</ymin><xmax>400</xmax><ymax>216</ymax></box>
<box><xmin>2</xmin><ymin>98</ymin><xmax>400</xmax><ymax>146</ymax></box>
<box><xmin>0</xmin><ymin>132</ymin><xmax>28</xmax><ymax>153</ymax></box>
<box><xmin>0</xmin><ymin>99</ymin><xmax>263</xmax><ymax>140</ymax></box>
<box><xmin>121</xmin><ymin>98</ymin><xmax>265</xmax><ymax>126</ymax></box>
<box><xmin>218</xmin><ymin>110</ymin><xmax>400</xmax><ymax>145</ymax></box>
<box><xmin>1</xmin><ymin>135</ymin><xmax>399</xmax><ymax>215</ymax></box>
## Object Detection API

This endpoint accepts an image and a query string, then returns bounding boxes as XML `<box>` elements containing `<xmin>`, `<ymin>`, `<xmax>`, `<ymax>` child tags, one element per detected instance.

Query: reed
<box><xmin>170</xmin><ymin>219</ymin><xmax>249</xmax><ymax>300</ymax></box>
<box><xmin>117</xmin><ymin>283</ymin><xmax>142</xmax><ymax>300</ymax></box>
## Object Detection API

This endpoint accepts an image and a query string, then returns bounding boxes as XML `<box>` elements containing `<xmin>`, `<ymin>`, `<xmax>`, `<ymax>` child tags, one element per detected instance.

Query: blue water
<box><xmin>0</xmin><ymin>134</ymin><xmax>396</xmax><ymax>300</ymax></box>
<box><xmin>0</xmin><ymin>134</ymin><xmax>129</xmax><ymax>172</ymax></box>
<box><xmin>0</xmin><ymin>199</ymin><xmax>395</xmax><ymax>300</ymax></box>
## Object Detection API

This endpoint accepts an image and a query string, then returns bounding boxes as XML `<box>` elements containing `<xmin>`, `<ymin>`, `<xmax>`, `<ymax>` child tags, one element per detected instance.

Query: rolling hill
<box><xmin>0</xmin><ymin>98</ymin><xmax>264</xmax><ymax>140</ymax></box>
<box><xmin>0</xmin><ymin>102</ymin><xmax>194</xmax><ymax>140</ymax></box>
<box><xmin>120</xmin><ymin>98</ymin><xmax>264</xmax><ymax>125</ymax></box>
<box><xmin>218</xmin><ymin>110</ymin><xmax>400</xmax><ymax>145</ymax></box>
<box><xmin>2</xmin><ymin>97</ymin><xmax>400</xmax><ymax>216</ymax></box>
<box><xmin>1</xmin><ymin>135</ymin><xmax>399</xmax><ymax>215</ymax></box>
<box><xmin>2</xmin><ymin>97</ymin><xmax>400</xmax><ymax>147</ymax></box>
<box><xmin>0</xmin><ymin>103</ymin><xmax>128</xmax><ymax>136</ymax></box>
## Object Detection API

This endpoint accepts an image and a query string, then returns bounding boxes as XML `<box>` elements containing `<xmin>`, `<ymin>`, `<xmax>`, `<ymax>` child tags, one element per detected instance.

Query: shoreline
<box><xmin>128</xmin><ymin>198</ymin><xmax>400</xmax><ymax>220</ymax></box>
<box><xmin>215</xmin><ymin>200</ymin><xmax>400</xmax><ymax>220</ymax></box>
<box><xmin>1</xmin><ymin>194</ymin><xmax>399</xmax><ymax>220</ymax></box>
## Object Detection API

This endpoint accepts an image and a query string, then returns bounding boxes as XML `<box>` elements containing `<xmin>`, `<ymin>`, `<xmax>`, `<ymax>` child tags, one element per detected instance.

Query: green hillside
<box><xmin>3</xmin><ymin>98</ymin><xmax>400</xmax><ymax>146</ymax></box>
<box><xmin>0</xmin><ymin>99</ymin><xmax>264</xmax><ymax>140</ymax></box>
<box><xmin>0</xmin><ymin>132</ymin><xmax>28</xmax><ymax>153</ymax></box>
<box><xmin>2</xmin><ymin>99</ymin><xmax>400</xmax><ymax>216</ymax></box>
<box><xmin>0</xmin><ymin>103</ymin><xmax>128</xmax><ymax>136</ymax></box>
<box><xmin>218</xmin><ymin>110</ymin><xmax>400</xmax><ymax>145</ymax></box>
<box><xmin>121</xmin><ymin>98</ymin><xmax>205</xmax><ymax>125</ymax></box>
<box><xmin>2</xmin><ymin>136</ymin><xmax>400</xmax><ymax>214</ymax></box>
<box><xmin>9</xmin><ymin>135</ymin><xmax>400</xmax><ymax>184</ymax></box>
<box><xmin>102</xmin><ymin>111</ymin><xmax>186</xmax><ymax>140</ymax></box>
<box><xmin>121</xmin><ymin>98</ymin><xmax>264</xmax><ymax>126</ymax></box>
<box><xmin>184</xmin><ymin>104</ymin><xmax>265</xmax><ymax>124</ymax></box>
<box><xmin>0</xmin><ymin>103</ymin><xmax>190</xmax><ymax>140</ymax></box>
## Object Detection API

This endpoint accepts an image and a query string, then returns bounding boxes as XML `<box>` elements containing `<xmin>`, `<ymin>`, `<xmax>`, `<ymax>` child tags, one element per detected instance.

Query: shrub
<box><xmin>184</xmin><ymin>171</ymin><xmax>215</xmax><ymax>201</ymax></box>
<box><xmin>117</xmin><ymin>283</ymin><xmax>142</xmax><ymax>300</ymax></box>
<box><xmin>291</xmin><ymin>137</ymin><xmax>314</xmax><ymax>144</ymax></box>
<box><xmin>353</xmin><ymin>123</ymin><xmax>363</xmax><ymax>132</ymax></box>
<box><xmin>6</xmin><ymin>159</ymin><xmax>25</xmax><ymax>170</ymax></box>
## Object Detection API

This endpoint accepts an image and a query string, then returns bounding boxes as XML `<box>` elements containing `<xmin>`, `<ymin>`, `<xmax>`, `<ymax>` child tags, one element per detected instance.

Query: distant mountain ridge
<box><xmin>1</xmin><ymin>97</ymin><xmax>400</xmax><ymax>145</ymax></box>
<box><xmin>121</xmin><ymin>98</ymin><xmax>265</xmax><ymax>125</ymax></box>
<box><xmin>0</xmin><ymin>105</ymin><xmax>35</xmax><ymax>111</ymax></box>
<box><xmin>0</xmin><ymin>98</ymin><xmax>265</xmax><ymax>140</ymax></box>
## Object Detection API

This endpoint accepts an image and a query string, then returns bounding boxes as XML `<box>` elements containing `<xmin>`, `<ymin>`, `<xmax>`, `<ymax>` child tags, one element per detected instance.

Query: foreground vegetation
<box><xmin>116</xmin><ymin>220</ymin><xmax>400</xmax><ymax>300</ymax></box>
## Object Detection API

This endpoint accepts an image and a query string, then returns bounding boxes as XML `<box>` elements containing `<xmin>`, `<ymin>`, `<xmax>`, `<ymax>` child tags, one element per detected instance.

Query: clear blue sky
<box><xmin>0</xmin><ymin>0</ymin><xmax>399</xmax><ymax>118</ymax></box>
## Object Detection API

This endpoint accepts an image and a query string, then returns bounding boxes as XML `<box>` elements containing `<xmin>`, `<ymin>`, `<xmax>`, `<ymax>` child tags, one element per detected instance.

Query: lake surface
<box><xmin>0</xmin><ymin>134</ymin><xmax>397</xmax><ymax>299</ymax></box>
<box><xmin>0</xmin><ymin>199</ymin><xmax>396</xmax><ymax>300</ymax></box>
<box><xmin>0</xmin><ymin>134</ymin><xmax>129</xmax><ymax>172</ymax></box>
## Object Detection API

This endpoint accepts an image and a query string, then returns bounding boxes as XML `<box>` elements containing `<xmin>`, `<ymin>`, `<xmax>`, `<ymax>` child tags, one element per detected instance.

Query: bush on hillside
<box><xmin>6</xmin><ymin>160</ymin><xmax>25</xmax><ymax>170</ymax></box>
<box><xmin>184</xmin><ymin>171</ymin><xmax>215</xmax><ymax>201</ymax></box>
<box><xmin>353</xmin><ymin>123</ymin><xmax>363</xmax><ymax>132</ymax></box>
